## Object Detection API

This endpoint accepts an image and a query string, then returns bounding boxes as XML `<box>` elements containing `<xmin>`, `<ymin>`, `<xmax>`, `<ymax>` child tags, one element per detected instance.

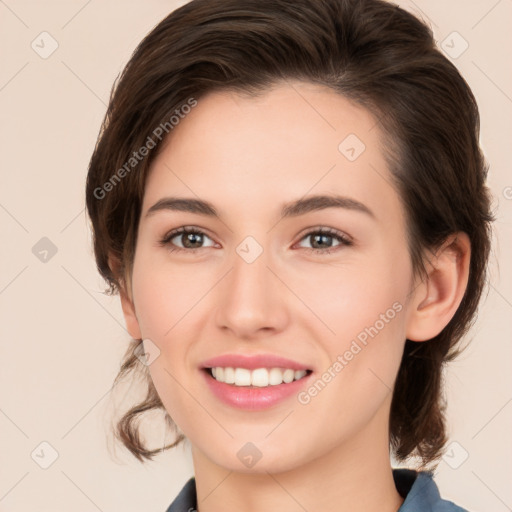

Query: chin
<box><xmin>197</xmin><ymin>436</ymin><xmax>313</xmax><ymax>475</ymax></box>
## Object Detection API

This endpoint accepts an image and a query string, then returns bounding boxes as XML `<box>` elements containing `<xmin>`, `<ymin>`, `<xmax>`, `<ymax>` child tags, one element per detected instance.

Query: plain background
<box><xmin>1</xmin><ymin>0</ymin><xmax>511</xmax><ymax>510</ymax></box>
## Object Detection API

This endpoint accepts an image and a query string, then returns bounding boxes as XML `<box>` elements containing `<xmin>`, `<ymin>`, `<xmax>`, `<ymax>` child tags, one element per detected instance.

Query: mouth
<box><xmin>200</xmin><ymin>354</ymin><xmax>314</xmax><ymax>410</ymax></box>
<box><xmin>205</xmin><ymin>366</ymin><xmax>312</xmax><ymax>387</ymax></box>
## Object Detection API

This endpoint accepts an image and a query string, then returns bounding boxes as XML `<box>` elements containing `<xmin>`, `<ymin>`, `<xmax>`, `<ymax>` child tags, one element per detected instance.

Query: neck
<box><xmin>191</xmin><ymin>401</ymin><xmax>404</xmax><ymax>512</ymax></box>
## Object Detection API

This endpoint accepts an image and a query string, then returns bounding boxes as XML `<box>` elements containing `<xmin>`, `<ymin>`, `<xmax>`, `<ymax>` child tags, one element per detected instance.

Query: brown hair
<box><xmin>85</xmin><ymin>0</ymin><xmax>494</xmax><ymax>466</ymax></box>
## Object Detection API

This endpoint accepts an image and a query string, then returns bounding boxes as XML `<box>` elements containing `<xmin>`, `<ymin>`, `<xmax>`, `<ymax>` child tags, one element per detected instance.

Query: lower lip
<box><xmin>202</xmin><ymin>370</ymin><xmax>312</xmax><ymax>410</ymax></box>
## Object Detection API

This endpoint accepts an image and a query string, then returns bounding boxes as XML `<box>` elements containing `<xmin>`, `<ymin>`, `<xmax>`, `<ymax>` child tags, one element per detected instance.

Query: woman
<box><xmin>85</xmin><ymin>0</ymin><xmax>494</xmax><ymax>510</ymax></box>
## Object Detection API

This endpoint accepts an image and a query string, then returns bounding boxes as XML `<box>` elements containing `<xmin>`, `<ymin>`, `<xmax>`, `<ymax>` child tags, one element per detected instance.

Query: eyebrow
<box><xmin>144</xmin><ymin>194</ymin><xmax>375</xmax><ymax>220</ymax></box>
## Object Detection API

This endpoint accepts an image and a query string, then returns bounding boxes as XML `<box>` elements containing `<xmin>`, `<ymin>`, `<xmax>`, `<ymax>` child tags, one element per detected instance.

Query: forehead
<box><xmin>142</xmin><ymin>81</ymin><xmax>401</xmax><ymax>224</ymax></box>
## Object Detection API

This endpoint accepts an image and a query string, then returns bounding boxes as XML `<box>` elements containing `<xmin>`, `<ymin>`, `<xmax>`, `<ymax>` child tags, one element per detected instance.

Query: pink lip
<box><xmin>201</xmin><ymin>353</ymin><xmax>311</xmax><ymax>371</ymax></box>
<box><xmin>202</xmin><ymin>370</ymin><xmax>312</xmax><ymax>410</ymax></box>
<box><xmin>200</xmin><ymin>353</ymin><xmax>313</xmax><ymax>411</ymax></box>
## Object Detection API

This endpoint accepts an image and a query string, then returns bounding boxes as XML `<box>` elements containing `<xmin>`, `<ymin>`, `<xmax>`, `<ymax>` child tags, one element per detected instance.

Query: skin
<box><xmin>115</xmin><ymin>81</ymin><xmax>470</xmax><ymax>512</ymax></box>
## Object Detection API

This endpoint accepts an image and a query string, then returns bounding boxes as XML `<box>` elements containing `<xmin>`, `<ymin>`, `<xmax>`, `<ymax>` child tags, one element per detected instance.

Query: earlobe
<box><xmin>108</xmin><ymin>253</ymin><xmax>142</xmax><ymax>340</ymax></box>
<box><xmin>406</xmin><ymin>232</ymin><xmax>471</xmax><ymax>342</ymax></box>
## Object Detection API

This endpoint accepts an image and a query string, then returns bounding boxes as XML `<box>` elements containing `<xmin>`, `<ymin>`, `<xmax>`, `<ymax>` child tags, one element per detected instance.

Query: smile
<box><xmin>209</xmin><ymin>367</ymin><xmax>311</xmax><ymax>387</ymax></box>
<box><xmin>200</xmin><ymin>354</ymin><xmax>314</xmax><ymax>410</ymax></box>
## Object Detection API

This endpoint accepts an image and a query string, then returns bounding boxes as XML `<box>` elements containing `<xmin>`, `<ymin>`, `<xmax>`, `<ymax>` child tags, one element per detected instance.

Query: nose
<box><xmin>214</xmin><ymin>245</ymin><xmax>290</xmax><ymax>340</ymax></box>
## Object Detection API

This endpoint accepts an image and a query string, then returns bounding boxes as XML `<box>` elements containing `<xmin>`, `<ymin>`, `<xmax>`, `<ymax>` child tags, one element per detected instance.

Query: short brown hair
<box><xmin>85</xmin><ymin>0</ymin><xmax>494</xmax><ymax>466</ymax></box>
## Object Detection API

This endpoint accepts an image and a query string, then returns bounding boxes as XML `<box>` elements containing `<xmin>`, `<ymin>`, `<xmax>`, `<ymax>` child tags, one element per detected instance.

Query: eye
<box><xmin>159</xmin><ymin>226</ymin><xmax>353</xmax><ymax>255</ymax></box>
<box><xmin>159</xmin><ymin>226</ymin><xmax>216</xmax><ymax>253</ymax></box>
<box><xmin>295</xmin><ymin>227</ymin><xmax>353</xmax><ymax>254</ymax></box>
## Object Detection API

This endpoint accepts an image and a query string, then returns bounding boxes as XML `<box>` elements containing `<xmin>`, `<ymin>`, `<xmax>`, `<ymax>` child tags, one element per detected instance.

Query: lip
<box><xmin>201</xmin><ymin>353</ymin><xmax>311</xmax><ymax>371</ymax></box>
<box><xmin>200</xmin><ymin>353</ymin><xmax>313</xmax><ymax>411</ymax></box>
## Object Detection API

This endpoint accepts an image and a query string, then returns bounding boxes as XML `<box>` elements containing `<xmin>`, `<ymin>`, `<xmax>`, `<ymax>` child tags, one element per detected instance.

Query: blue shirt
<box><xmin>165</xmin><ymin>469</ymin><xmax>468</xmax><ymax>511</ymax></box>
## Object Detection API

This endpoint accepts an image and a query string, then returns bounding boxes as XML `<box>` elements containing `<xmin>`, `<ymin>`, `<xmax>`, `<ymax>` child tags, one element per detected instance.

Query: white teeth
<box><xmin>283</xmin><ymin>369</ymin><xmax>295</xmax><ymax>383</ymax></box>
<box><xmin>251</xmin><ymin>368</ymin><xmax>268</xmax><ymax>387</ymax></box>
<box><xmin>224</xmin><ymin>367</ymin><xmax>235</xmax><ymax>384</ymax></box>
<box><xmin>234</xmin><ymin>368</ymin><xmax>251</xmax><ymax>386</ymax></box>
<box><xmin>210</xmin><ymin>367</ymin><xmax>309</xmax><ymax>387</ymax></box>
<box><xmin>294</xmin><ymin>370</ymin><xmax>307</xmax><ymax>380</ymax></box>
<box><xmin>269</xmin><ymin>368</ymin><xmax>283</xmax><ymax>385</ymax></box>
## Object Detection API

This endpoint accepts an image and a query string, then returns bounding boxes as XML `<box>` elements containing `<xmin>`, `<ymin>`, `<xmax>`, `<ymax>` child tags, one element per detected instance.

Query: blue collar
<box><xmin>165</xmin><ymin>469</ymin><xmax>468</xmax><ymax>511</ymax></box>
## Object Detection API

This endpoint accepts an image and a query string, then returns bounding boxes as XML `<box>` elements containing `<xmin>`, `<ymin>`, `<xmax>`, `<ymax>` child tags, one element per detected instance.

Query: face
<box><xmin>123</xmin><ymin>81</ymin><xmax>419</xmax><ymax>473</ymax></box>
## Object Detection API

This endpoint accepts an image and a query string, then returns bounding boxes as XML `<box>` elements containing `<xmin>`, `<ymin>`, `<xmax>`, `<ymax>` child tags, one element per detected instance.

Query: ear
<box><xmin>406</xmin><ymin>232</ymin><xmax>471</xmax><ymax>342</ymax></box>
<box><xmin>108</xmin><ymin>253</ymin><xmax>142</xmax><ymax>340</ymax></box>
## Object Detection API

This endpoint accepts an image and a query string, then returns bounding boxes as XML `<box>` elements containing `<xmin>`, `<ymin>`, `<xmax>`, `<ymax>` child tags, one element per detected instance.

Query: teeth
<box><xmin>283</xmin><ymin>369</ymin><xmax>295</xmax><ymax>383</ymax></box>
<box><xmin>251</xmin><ymin>368</ymin><xmax>268</xmax><ymax>387</ymax></box>
<box><xmin>234</xmin><ymin>368</ymin><xmax>251</xmax><ymax>386</ymax></box>
<box><xmin>210</xmin><ymin>367</ymin><xmax>309</xmax><ymax>387</ymax></box>
<box><xmin>269</xmin><ymin>368</ymin><xmax>283</xmax><ymax>385</ymax></box>
<box><xmin>224</xmin><ymin>367</ymin><xmax>235</xmax><ymax>384</ymax></box>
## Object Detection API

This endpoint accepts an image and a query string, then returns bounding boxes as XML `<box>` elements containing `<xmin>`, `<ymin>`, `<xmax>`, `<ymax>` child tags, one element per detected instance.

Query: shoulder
<box><xmin>393</xmin><ymin>468</ymin><xmax>469</xmax><ymax>511</ymax></box>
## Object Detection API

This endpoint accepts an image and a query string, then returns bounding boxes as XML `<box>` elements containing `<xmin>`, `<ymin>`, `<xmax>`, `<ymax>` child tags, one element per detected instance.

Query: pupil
<box><xmin>313</xmin><ymin>234</ymin><xmax>331</xmax><ymax>248</ymax></box>
<box><xmin>185</xmin><ymin>233</ymin><xmax>202</xmax><ymax>248</ymax></box>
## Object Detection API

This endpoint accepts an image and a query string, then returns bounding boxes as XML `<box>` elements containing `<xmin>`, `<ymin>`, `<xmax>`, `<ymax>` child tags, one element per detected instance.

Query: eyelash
<box><xmin>158</xmin><ymin>226</ymin><xmax>353</xmax><ymax>255</ymax></box>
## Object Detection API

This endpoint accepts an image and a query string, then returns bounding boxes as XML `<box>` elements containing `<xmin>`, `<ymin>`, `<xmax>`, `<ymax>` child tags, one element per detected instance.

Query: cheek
<box><xmin>146</xmin><ymin>358</ymin><xmax>192</xmax><ymax>433</ymax></box>
<box><xmin>294</xmin><ymin>303</ymin><xmax>407</xmax><ymax>447</ymax></box>
<box><xmin>290</xmin><ymin>246</ymin><xmax>410</xmax><ymax>344</ymax></box>
<box><xmin>298</xmin><ymin>246</ymin><xmax>410</xmax><ymax>397</ymax></box>
<box><xmin>130</xmin><ymin>252</ymin><xmax>212</xmax><ymax>341</ymax></box>
<box><xmin>131</xmin><ymin>259</ymin><xmax>207</xmax><ymax>433</ymax></box>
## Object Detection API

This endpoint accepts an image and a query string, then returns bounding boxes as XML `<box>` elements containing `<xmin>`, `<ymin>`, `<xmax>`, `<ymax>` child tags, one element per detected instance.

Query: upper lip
<box><xmin>201</xmin><ymin>354</ymin><xmax>312</xmax><ymax>371</ymax></box>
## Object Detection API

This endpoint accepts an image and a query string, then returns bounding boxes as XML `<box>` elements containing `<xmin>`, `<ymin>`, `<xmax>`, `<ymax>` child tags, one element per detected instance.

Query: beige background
<box><xmin>1</xmin><ymin>0</ymin><xmax>511</xmax><ymax>510</ymax></box>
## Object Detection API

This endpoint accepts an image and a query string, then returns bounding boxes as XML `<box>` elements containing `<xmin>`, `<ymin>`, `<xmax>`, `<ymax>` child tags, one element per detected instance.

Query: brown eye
<box><xmin>296</xmin><ymin>228</ymin><xmax>353</xmax><ymax>254</ymax></box>
<box><xmin>159</xmin><ymin>227</ymin><xmax>216</xmax><ymax>253</ymax></box>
